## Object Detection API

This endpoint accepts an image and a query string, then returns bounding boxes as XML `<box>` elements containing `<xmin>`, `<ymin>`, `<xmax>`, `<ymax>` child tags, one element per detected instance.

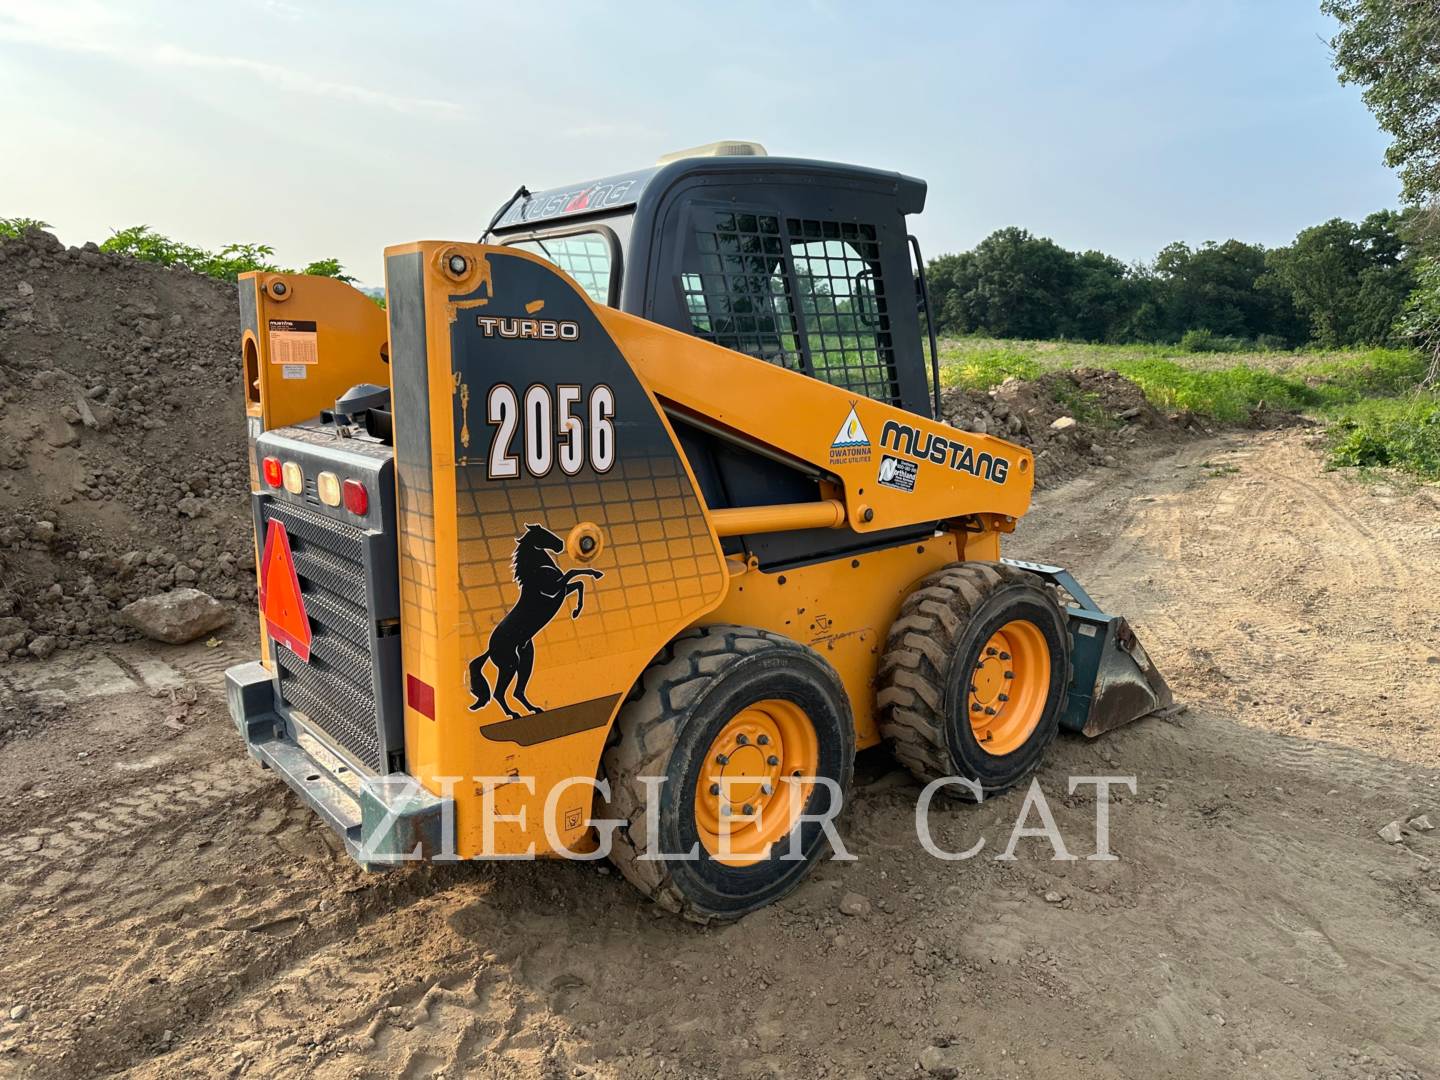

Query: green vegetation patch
<box><xmin>1326</xmin><ymin>395</ymin><xmax>1440</xmax><ymax>479</ymax></box>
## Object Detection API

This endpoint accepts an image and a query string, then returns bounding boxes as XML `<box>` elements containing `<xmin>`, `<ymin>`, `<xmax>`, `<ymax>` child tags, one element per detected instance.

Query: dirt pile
<box><xmin>940</xmin><ymin>367</ymin><xmax>1199</xmax><ymax>486</ymax></box>
<box><xmin>0</xmin><ymin>229</ymin><xmax>254</xmax><ymax>659</ymax></box>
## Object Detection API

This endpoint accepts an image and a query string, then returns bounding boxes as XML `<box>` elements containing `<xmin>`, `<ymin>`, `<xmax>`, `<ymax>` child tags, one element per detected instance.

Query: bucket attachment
<box><xmin>1003</xmin><ymin>559</ymin><xmax>1174</xmax><ymax>737</ymax></box>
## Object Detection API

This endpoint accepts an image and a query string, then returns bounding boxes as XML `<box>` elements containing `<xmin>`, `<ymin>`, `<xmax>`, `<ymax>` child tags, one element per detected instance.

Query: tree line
<box><xmin>923</xmin><ymin>210</ymin><xmax>1424</xmax><ymax>350</ymax></box>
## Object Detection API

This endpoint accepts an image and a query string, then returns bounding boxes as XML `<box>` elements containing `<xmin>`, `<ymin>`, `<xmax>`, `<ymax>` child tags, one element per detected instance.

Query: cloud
<box><xmin>0</xmin><ymin>0</ymin><xmax>462</xmax><ymax>117</ymax></box>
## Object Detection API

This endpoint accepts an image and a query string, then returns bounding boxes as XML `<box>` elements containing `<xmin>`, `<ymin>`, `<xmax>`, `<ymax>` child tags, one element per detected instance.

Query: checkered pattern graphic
<box><xmin>397</xmin><ymin>464</ymin><xmax>439</xmax><ymax>677</ymax></box>
<box><xmin>455</xmin><ymin>455</ymin><xmax>721</xmax><ymax>667</ymax></box>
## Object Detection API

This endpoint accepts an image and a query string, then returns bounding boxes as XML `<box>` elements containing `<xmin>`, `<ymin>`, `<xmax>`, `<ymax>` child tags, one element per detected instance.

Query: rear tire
<box><xmin>877</xmin><ymin>562</ymin><xmax>1070</xmax><ymax>798</ymax></box>
<box><xmin>601</xmin><ymin>625</ymin><xmax>854</xmax><ymax>923</ymax></box>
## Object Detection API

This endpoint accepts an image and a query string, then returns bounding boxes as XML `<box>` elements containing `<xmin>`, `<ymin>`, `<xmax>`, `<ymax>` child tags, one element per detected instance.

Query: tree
<box><xmin>1323</xmin><ymin>0</ymin><xmax>1440</xmax><ymax>210</ymax></box>
<box><xmin>1153</xmin><ymin>239</ymin><xmax>1302</xmax><ymax>344</ymax></box>
<box><xmin>1264</xmin><ymin>211</ymin><xmax>1413</xmax><ymax>347</ymax></box>
<box><xmin>958</xmin><ymin>228</ymin><xmax>1079</xmax><ymax>339</ymax></box>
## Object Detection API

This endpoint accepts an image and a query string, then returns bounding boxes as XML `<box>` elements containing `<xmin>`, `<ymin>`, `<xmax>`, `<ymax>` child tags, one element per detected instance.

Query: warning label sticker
<box><xmin>281</xmin><ymin>364</ymin><xmax>308</xmax><ymax>380</ymax></box>
<box><xmin>267</xmin><ymin>319</ymin><xmax>318</xmax><ymax>365</ymax></box>
<box><xmin>877</xmin><ymin>454</ymin><xmax>918</xmax><ymax>492</ymax></box>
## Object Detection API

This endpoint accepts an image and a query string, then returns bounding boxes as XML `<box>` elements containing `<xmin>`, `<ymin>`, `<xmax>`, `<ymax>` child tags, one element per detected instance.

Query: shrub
<box><xmin>100</xmin><ymin>225</ymin><xmax>353</xmax><ymax>284</ymax></box>
<box><xmin>1177</xmin><ymin>329</ymin><xmax>1247</xmax><ymax>353</ymax></box>
<box><xmin>0</xmin><ymin>217</ymin><xmax>52</xmax><ymax>239</ymax></box>
<box><xmin>1326</xmin><ymin>395</ymin><xmax>1440</xmax><ymax>478</ymax></box>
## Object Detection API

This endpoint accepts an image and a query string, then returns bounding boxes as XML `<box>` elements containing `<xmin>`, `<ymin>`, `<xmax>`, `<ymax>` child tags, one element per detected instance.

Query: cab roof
<box><xmin>491</xmin><ymin>156</ymin><xmax>927</xmax><ymax>233</ymax></box>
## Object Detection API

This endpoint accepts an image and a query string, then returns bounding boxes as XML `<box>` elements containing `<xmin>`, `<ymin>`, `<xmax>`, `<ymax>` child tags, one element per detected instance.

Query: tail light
<box><xmin>342</xmin><ymin>479</ymin><xmax>368</xmax><ymax>515</ymax></box>
<box><xmin>315</xmin><ymin>471</ymin><xmax>341</xmax><ymax>507</ymax></box>
<box><xmin>281</xmin><ymin>461</ymin><xmax>304</xmax><ymax>495</ymax></box>
<box><xmin>262</xmin><ymin>456</ymin><xmax>282</xmax><ymax>488</ymax></box>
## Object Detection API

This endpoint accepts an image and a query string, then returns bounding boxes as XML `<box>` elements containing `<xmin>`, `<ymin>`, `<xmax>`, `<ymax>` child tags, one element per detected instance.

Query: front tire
<box><xmin>601</xmin><ymin>625</ymin><xmax>855</xmax><ymax>923</ymax></box>
<box><xmin>877</xmin><ymin>562</ymin><xmax>1070</xmax><ymax>797</ymax></box>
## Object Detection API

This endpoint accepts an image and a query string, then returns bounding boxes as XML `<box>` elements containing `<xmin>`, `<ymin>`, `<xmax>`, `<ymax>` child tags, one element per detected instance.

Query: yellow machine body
<box><xmin>235</xmin><ymin>244</ymin><xmax>1031</xmax><ymax>857</ymax></box>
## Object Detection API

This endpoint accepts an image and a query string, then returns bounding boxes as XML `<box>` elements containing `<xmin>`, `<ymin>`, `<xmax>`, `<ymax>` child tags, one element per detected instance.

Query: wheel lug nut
<box><xmin>971</xmin><ymin>703</ymin><xmax>982</xmax><ymax>713</ymax></box>
<box><xmin>984</xmin><ymin>706</ymin><xmax>997</xmax><ymax>716</ymax></box>
<box><xmin>716</xmin><ymin>753</ymin><xmax>729</xmax><ymax>766</ymax></box>
<box><xmin>767</xmin><ymin>755</ymin><xmax>779</xmax><ymax>766</ymax></box>
<box><xmin>736</xmin><ymin>734</ymin><xmax>749</xmax><ymax>745</ymax></box>
<box><xmin>743</xmin><ymin>803</ymin><xmax>755</xmax><ymax>815</ymax></box>
<box><xmin>757</xmin><ymin>734</ymin><xmax>770</xmax><ymax>745</ymax></box>
<box><xmin>986</xmin><ymin>647</ymin><xmax>997</xmax><ymax>657</ymax></box>
<box><xmin>1004</xmin><ymin>671</ymin><xmax>1014</xmax><ymax>680</ymax></box>
<box><xmin>709</xmin><ymin>783</ymin><xmax>720</xmax><ymax>795</ymax></box>
<box><xmin>998</xmin><ymin>693</ymin><xmax>1009</xmax><ymax>702</ymax></box>
<box><xmin>999</xmin><ymin>651</ymin><xmax>1011</xmax><ymax>661</ymax></box>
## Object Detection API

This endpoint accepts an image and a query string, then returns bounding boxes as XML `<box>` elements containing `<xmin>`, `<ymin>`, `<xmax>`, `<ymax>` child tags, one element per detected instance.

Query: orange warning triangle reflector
<box><xmin>259</xmin><ymin>519</ymin><xmax>311</xmax><ymax>662</ymax></box>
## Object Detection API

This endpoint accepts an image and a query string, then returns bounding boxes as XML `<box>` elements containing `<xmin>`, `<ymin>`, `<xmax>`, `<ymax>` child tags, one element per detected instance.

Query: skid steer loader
<box><xmin>226</xmin><ymin>141</ymin><xmax>1170</xmax><ymax>921</ymax></box>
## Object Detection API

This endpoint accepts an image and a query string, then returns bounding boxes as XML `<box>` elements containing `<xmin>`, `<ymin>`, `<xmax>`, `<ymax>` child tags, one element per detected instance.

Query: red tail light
<box><xmin>342</xmin><ymin>479</ymin><xmax>368</xmax><ymax>515</ymax></box>
<box><xmin>262</xmin><ymin>456</ymin><xmax>282</xmax><ymax>488</ymax></box>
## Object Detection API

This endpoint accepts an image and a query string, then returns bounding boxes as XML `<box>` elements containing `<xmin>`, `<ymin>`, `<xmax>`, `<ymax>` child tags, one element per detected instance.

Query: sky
<box><xmin>0</xmin><ymin>0</ymin><xmax>1399</xmax><ymax>287</ymax></box>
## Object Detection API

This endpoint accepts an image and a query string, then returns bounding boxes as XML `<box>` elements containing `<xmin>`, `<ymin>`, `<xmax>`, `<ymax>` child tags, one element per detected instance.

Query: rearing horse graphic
<box><xmin>468</xmin><ymin>523</ymin><xmax>604</xmax><ymax>719</ymax></box>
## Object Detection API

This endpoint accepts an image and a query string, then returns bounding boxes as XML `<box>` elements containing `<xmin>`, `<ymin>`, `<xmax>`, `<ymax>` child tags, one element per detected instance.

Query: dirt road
<box><xmin>1</xmin><ymin>428</ymin><xmax>1437</xmax><ymax>1080</ymax></box>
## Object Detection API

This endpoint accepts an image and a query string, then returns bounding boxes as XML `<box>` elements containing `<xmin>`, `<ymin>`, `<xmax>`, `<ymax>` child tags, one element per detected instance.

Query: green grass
<box><xmin>1326</xmin><ymin>396</ymin><xmax>1440</xmax><ymax>478</ymax></box>
<box><xmin>938</xmin><ymin>335</ymin><xmax>1438</xmax><ymax>480</ymax></box>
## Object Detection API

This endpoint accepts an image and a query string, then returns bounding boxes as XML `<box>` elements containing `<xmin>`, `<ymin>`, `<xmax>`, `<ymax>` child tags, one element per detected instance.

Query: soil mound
<box><xmin>0</xmin><ymin>230</ymin><xmax>253</xmax><ymax>658</ymax></box>
<box><xmin>940</xmin><ymin>366</ymin><xmax>1200</xmax><ymax>487</ymax></box>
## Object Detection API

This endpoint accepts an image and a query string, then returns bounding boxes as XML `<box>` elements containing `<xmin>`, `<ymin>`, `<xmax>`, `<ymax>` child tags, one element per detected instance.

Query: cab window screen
<box><xmin>787</xmin><ymin>219</ymin><xmax>897</xmax><ymax>403</ymax></box>
<box><xmin>507</xmin><ymin>233</ymin><xmax>613</xmax><ymax>305</ymax></box>
<box><xmin>678</xmin><ymin>208</ymin><xmax>899</xmax><ymax>404</ymax></box>
<box><xmin>680</xmin><ymin>211</ymin><xmax>803</xmax><ymax>371</ymax></box>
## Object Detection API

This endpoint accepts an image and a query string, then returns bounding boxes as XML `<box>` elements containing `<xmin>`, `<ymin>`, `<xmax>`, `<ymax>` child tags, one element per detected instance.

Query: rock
<box><xmin>838</xmin><ymin>892</ymin><xmax>872</xmax><ymax>917</ymax></box>
<box><xmin>121</xmin><ymin>588</ymin><xmax>230</xmax><ymax>644</ymax></box>
<box><xmin>0</xmin><ymin>632</ymin><xmax>26</xmax><ymax>655</ymax></box>
<box><xmin>1410</xmin><ymin>814</ymin><xmax>1434</xmax><ymax>832</ymax></box>
<box><xmin>1117</xmin><ymin>406</ymin><xmax>1143</xmax><ymax>420</ymax></box>
<box><xmin>1050</xmin><ymin>416</ymin><xmax>1077</xmax><ymax>432</ymax></box>
<box><xmin>1378</xmin><ymin>820</ymin><xmax>1405</xmax><ymax>844</ymax></box>
<box><xmin>1043</xmin><ymin>890</ymin><xmax>1064</xmax><ymax>903</ymax></box>
<box><xmin>176</xmin><ymin>496</ymin><xmax>207</xmax><ymax>519</ymax></box>
<box><xmin>918</xmin><ymin>1044</ymin><xmax>962</xmax><ymax>1078</ymax></box>
<box><xmin>1427</xmin><ymin>656</ymin><xmax>1439</xmax><ymax>665</ymax></box>
<box><xmin>74</xmin><ymin>395</ymin><xmax>100</xmax><ymax>430</ymax></box>
<box><xmin>1006</xmin><ymin>413</ymin><xmax>1024</xmax><ymax>434</ymax></box>
<box><xmin>8</xmin><ymin>1005</ymin><xmax>27</xmax><ymax>1021</ymax></box>
<box><xmin>15</xmin><ymin>282</ymin><xmax>33</xmax><ymax>299</ymax></box>
<box><xmin>58</xmin><ymin>405</ymin><xmax>81</xmax><ymax>425</ymax></box>
<box><xmin>27</xmin><ymin>636</ymin><xmax>56</xmax><ymax>660</ymax></box>
<box><xmin>42</xmin><ymin>416</ymin><xmax>79</xmax><ymax>448</ymax></box>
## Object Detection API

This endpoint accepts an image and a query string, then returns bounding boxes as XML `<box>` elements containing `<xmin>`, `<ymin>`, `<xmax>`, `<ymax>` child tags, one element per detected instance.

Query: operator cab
<box><xmin>488</xmin><ymin>141</ymin><xmax>937</xmax><ymax>421</ymax></box>
<box><xmin>489</xmin><ymin>142</ymin><xmax>942</xmax><ymax>570</ymax></box>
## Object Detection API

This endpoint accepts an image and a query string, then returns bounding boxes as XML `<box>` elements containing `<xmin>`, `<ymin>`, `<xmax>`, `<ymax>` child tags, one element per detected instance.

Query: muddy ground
<box><xmin>1</xmin><ymin>427</ymin><xmax>1437</xmax><ymax>1079</ymax></box>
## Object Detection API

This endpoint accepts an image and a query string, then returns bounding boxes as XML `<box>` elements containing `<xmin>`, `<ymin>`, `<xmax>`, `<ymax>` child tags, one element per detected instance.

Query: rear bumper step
<box><xmin>225</xmin><ymin>660</ymin><xmax>454</xmax><ymax>867</ymax></box>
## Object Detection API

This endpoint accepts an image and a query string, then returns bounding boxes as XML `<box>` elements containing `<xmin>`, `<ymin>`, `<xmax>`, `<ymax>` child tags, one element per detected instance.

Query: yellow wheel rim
<box><xmin>969</xmin><ymin>619</ymin><xmax>1050</xmax><ymax>756</ymax></box>
<box><xmin>694</xmin><ymin>699</ymin><xmax>819</xmax><ymax>866</ymax></box>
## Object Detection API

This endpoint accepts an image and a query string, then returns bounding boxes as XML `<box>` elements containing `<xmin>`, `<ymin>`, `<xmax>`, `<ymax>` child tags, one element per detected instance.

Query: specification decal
<box><xmin>267</xmin><ymin>319</ymin><xmax>318</xmax><ymax>365</ymax></box>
